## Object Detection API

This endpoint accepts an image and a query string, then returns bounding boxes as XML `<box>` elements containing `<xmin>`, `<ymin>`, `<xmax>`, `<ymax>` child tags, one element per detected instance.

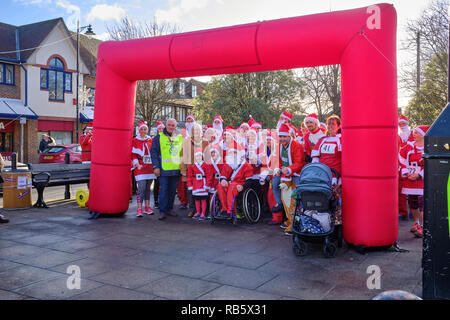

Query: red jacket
<box><xmin>399</xmin><ymin>141</ymin><xmax>424</xmax><ymax>195</ymax></box>
<box><xmin>275</xmin><ymin>139</ymin><xmax>306</xmax><ymax>178</ymax></box>
<box><xmin>303</xmin><ymin>128</ymin><xmax>326</xmax><ymax>156</ymax></box>
<box><xmin>187</xmin><ymin>162</ymin><xmax>213</xmax><ymax>196</ymax></box>
<box><xmin>79</xmin><ymin>133</ymin><xmax>93</xmax><ymax>162</ymax></box>
<box><xmin>132</xmin><ymin>136</ymin><xmax>155</xmax><ymax>181</ymax></box>
<box><xmin>219</xmin><ymin>161</ymin><xmax>253</xmax><ymax>185</ymax></box>
<box><xmin>208</xmin><ymin>159</ymin><xmax>225</xmax><ymax>193</ymax></box>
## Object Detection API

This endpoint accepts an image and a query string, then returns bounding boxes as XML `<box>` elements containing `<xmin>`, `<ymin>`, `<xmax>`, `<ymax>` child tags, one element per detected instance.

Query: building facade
<box><xmin>0</xmin><ymin>18</ymin><xmax>99</xmax><ymax>163</ymax></box>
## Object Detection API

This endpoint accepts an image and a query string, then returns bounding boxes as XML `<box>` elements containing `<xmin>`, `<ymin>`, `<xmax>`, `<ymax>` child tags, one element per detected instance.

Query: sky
<box><xmin>0</xmin><ymin>0</ymin><xmax>439</xmax><ymax>108</ymax></box>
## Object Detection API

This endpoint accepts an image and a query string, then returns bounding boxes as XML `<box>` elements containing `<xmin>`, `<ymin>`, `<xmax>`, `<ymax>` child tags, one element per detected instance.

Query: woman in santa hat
<box><xmin>276</xmin><ymin>110</ymin><xmax>293</xmax><ymax>130</ymax></box>
<box><xmin>132</xmin><ymin>121</ymin><xmax>156</xmax><ymax>217</ymax></box>
<box><xmin>187</xmin><ymin>148</ymin><xmax>213</xmax><ymax>221</ymax></box>
<box><xmin>399</xmin><ymin>125</ymin><xmax>429</xmax><ymax>238</ymax></box>
<box><xmin>311</xmin><ymin>114</ymin><xmax>343</xmax><ymax>225</ymax></box>
<box><xmin>213</xmin><ymin>115</ymin><xmax>224</xmax><ymax>136</ymax></box>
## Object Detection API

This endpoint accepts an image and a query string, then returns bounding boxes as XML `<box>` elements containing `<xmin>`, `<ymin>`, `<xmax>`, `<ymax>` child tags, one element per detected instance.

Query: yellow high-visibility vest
<box><xmin>160</xmin><ymin>133</ymin><xmax>183</xmax><ymax>171</ymax></box>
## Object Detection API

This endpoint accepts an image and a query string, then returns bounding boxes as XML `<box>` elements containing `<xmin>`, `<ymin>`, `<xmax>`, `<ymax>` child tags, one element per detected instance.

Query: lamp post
<box><xmin>76</xmin><ymin>21</ymin><xmax>95</xmax><ymax>142</ymax></box>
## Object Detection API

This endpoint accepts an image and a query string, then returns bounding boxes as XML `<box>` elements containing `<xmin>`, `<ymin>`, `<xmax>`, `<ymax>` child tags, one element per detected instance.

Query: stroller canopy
<box><xmin>296</xmin><ymin>163</ymin><xmax>333</xmax><ymax>198</ymax></box>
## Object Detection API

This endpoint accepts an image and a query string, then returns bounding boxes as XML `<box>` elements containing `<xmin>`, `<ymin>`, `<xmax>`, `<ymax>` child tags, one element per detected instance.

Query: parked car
<box><xmin>39</xmin><ymin>144</ymin><xmax>82</xmax><ymax>164</ymax></box>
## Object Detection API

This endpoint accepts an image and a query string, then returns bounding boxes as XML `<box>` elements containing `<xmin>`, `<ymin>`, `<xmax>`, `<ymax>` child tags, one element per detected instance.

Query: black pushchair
<box><xmin>292</xmin><ymin>163</ymin><xmax>342</xmax><ymax>258</ymax></box>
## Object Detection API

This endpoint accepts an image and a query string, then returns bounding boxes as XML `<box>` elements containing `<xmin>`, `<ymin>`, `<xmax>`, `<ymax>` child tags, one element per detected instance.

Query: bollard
<box><xmin>64</xmin><ymin>152</ymin><xmax>70</xmax><ymax>199</ymax></box>
<box><xmin>11</xmin><ymin>152</ymin><xmax>17</xmax><ymax>171</ymax></box>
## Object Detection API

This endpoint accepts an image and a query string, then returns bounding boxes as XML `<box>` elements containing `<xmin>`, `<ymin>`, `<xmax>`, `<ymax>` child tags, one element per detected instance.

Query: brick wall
<box><xmin>13</xmin><ymin>119</ymin><xmax>38</xmax><ymax>164</ymax></box>
<box><xmin>0</xmin><ymin>64</ymin><xmax>21</xmax><ymax>100</ymax></box>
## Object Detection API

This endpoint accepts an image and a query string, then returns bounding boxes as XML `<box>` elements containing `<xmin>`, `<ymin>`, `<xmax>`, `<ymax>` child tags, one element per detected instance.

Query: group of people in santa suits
<box><xmin>81</xmin><ymin>109</ymin><xmax>428</xmax><ymax>239</ymax></box>
<box><xmin>397</xmin><ymin>115</ymin><xmax>429</xmax><ymax>238</ymax></box>
<box><xmin>168</xmin><ymin>110</ymin><xmax>344</xmax><ymax>235</ymax></box>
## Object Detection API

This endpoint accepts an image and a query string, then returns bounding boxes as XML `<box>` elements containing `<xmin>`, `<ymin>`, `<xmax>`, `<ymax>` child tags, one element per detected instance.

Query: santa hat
<box><xmin>398</xmin><ymin>115</ymin><xmax>409</xmax><ymax>125</ymax></box>
<box><xmin>223</xmin><ymin>128</ymin><xmax>235</xmax><ymax>137</ymax></box>
<box><xmin>138</xmin><ymin>121</ymin><xmax>148</xmax><ymax>130</ymax></box>
<box><xmin>194</xmin><ymin>148</ymin><xmax>204</xmax><ymax>158</ymax></box>
<box><xmin>296</xmin><ymin>127</ymin><xmax>303</xmax><ymax>137</ymax></box>
<box><xmin>252</xmin><ymin>122</ymin><xmax>262</xmax><ymax>129</ymax></box>
<box><xmin>209</xmin><ymin>144</ymin><xmax>221</xmax><ymax>155</ymax></box>
<box><xmin>320</xmin><ymin>122</ymin><xmax>327</xmax><ymax>130</ymax></box>
<box><xmin>248</xmin><ymin>115</ymin><xmax>255</xmax><ymax>127</ymax></box>
<box><xmin>304</xmin><ymin>113</ymin><xmax>320</xmax><ymax>125</ymax></box>
<box><xmin>213</xmin><ymin>115</ymin><xmax>223</xmax><ymax>123</ymax></box>
<box><xmin>207</xmin><ymin>124</ymin><xmax>213</xmax><ymax>128</ymax></box>
<box><xmin>156</xmin><ymin>121</ymin><xmax>165</xmax><ymax>129</ymax></box>
<box><xmin>225</xmin><ymin>125</ymin><xmax>235</xmax><ymax>130</ymax></box>
<box><xmin>186</xmin><ymin>115</ymin><xmax>195</xmax><ymax>122</ymax></box>
<box><xmin>280</xmin><ymin>110</ymin><xmax>293</xmax><ymax>121</ymax></box>
<box><xmin>246</xmin><ymin>128</ymin><xmax>258</xmax><ymax>137</ymax></box>
<box><xmin>264</xmin><ymin>129</ymin><xmax>274</xmax><ymax>140</ymax></box>
<box><xmin>240</xmin><ymin>122</ymin><xmax>250</xmax><ymax>129</ymax></box>
<box><xmin>278</xmin><ymin>123</ymin><xmax>291</xmax><ymax>137</ymax></box>
<box><xmin>414</xmin><ymin>125</ymin><xmax>430</xmax><ymax>136</ymax></box>
<box><xmin>86</xmin><ymin>122</ymin><xmax>94</xmax><ymax>129</ymax></box>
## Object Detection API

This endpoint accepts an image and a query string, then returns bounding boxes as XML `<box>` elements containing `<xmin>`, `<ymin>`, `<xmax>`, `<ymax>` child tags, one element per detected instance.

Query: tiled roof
<box><xmin>0</xmin><ymin>18</ymin><xmax>100</xmax><ymax>74</ymax></box>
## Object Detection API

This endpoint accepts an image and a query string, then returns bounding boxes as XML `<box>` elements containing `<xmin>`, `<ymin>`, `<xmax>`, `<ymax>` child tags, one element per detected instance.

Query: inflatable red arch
<box><xmin>90</xmin><ymin>3</ymin><xmax>398</xmax><ymax>247</ymax></box>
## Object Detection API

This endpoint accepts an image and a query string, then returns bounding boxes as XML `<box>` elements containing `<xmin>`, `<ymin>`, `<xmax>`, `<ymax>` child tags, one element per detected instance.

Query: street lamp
<box><xmin>76</xmin><ymin>21</ymin><xmax>95</xmax><ymax>141</ymax></box>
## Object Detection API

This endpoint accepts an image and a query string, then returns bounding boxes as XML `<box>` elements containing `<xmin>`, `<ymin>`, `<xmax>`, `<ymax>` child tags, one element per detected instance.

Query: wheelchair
<box><xmin>209</xmin><ymin>181</ymin><xmax>262</xmax><ymax>225</ymax></box>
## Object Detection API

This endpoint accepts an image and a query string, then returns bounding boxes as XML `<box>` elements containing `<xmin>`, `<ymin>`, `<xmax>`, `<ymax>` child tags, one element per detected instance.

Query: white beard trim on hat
<box><xmin>213</xmin><ymin>122</ymin><xmax>223</xmax><ymax>135</ymax></box>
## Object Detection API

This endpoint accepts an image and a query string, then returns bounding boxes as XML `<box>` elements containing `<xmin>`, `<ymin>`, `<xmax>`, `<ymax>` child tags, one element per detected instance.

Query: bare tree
<box><xmin>106</xmin><ymin>17</ymin><xmax>181</xmax><ymax>127</ymax></box>
<box><xmin>400</xmin><ymin>0</ymin><xmax>449</xmax><ymax>96</ymax></box>
<box><xmin>300</xmin><ymin>64</ymin><xmax>341</xmax><ymax>121</ymax></box>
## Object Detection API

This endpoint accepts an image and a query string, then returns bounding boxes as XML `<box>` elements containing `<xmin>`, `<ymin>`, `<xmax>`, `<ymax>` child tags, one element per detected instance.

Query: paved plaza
<box><xmin>0</xmin><ymin>188</ymin><xmax>422</xmax><ymax>300</ymax></box>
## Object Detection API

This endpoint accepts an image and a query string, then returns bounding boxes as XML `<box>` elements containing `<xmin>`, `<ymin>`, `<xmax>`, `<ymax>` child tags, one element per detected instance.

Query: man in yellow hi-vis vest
<box><xmin>150</xmin><ymin>118</ymin><xmax>183</xmax><ymax>220</ymax></box>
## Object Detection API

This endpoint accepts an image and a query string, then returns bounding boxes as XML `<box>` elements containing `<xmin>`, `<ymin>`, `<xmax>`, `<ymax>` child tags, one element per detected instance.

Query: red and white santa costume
<box><xmin>132</xmin><ymin>121</ymin><xmax>156</xmax><ymax>215</ymax></box>
<box><xmin>216</xmin><ymin>147</ymin><xmax>253</xmax><ymax>215</ymax></box>
<box><xmin>276</xmin><ymin>110</ymin><xmax>293</xmax><ymax>130</ymax></box>
<box><xmin>312</xmin><ymin>134</ymin><xmax>342</xmax><ymax>183</ymax></box>
<box><xmin>132</xmin><ymin>123</ymin><xmax>155</xmax><ymax>181</ymax></box>
<box><xmin>79</xmin><ymin>122</ymin><xmax>93</xmax><ymax>164</ymax></box>
<box><xmin>187</xmin><ymin>149</ymin><xmax>213</xmax><ymax>219</ymax></box>
<box><xmin>213</xmin><ymin>115</ymin><xmax>224</xmax><ymax>136</ymax></box>
<box><xmin>399</xmin><ymin>126</ymin><xmax>429</xmax><ymax>197</ymax></box>
<box><xmin>397</xmin><ymin>115</ymin><xmax>413</xmax><ymax>217</ymax></box>
<box><xmin>208</xmin><ymin>145</ymin><xmax>224</xmax><ymax>194</ymax></box>
<box><xmin>303</xmin><ymin>114</ymin><xmax>326</xmax><ymax>157</ymax></box>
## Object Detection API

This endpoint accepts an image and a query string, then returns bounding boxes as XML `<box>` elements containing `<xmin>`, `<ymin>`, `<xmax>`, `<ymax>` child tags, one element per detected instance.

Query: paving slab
<box><xmin>136</xmin><ymin>274</ymin><xmax>221</xmax><ymax>300</ymax></box>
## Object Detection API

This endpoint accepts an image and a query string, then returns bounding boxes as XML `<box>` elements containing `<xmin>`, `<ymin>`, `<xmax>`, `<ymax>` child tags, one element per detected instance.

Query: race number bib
<box><xmin>321</xmin><ymin>143</ymin><xmax>336</xmax><ymax>154</ymax></box>
<box><xmin>143</xmin><ymin>156</ymin><xmax>152</xmax><ymax>164</ymax></box>
<box><xmin>409</xmin><ymin>162</ymin><xmax>420</xmax><ymax>175</ymax></box>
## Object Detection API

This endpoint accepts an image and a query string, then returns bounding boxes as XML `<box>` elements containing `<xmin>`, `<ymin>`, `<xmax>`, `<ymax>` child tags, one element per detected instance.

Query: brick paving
<box><xmin>0</xmin><ymin>196</ymin><xmax>422</xmax><ymax>300</ymax></box>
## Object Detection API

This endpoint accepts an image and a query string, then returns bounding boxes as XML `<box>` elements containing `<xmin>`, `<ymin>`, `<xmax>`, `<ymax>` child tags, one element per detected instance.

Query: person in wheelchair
<box><xmin>216</xmin><ymin>145</ymin><xmax>253</xmax><ymax>219</ymax></box>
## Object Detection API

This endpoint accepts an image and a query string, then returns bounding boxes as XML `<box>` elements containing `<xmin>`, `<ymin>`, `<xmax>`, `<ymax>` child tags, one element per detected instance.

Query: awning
<box><xmin>80</xmin><ymin>106</ymin><xmax>94</xmax><ymax>123</ymax></box>
<box><xmin>0</xmin><ymin>98</ymin><xmax>38</xmax><ymax>120</ymax></box>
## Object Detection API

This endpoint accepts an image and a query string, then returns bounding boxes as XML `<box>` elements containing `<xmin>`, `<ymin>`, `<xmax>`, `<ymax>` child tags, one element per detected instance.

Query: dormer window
<box><xmin>192</xmin><ymin>85</ymin><xmax>197</xmax><ymax>97</ymax></box>
<box><xmin>179</xmin><ymin>82</ymin><xmax>185</xmax><ymax>96</ymax></box>
<box><xmin>40</xmin><ymin>56</ymin><xmax>72</xmax><ymax>102</ymax></box>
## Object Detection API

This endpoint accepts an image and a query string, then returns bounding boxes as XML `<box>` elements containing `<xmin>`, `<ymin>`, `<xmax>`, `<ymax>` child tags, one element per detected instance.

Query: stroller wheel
<box><xmin>293</xmin><ymin>240</ymin><xmax>308</xmax><ymax>257</ymax></box>
<box><xmin>323</xmin><ymin>241</ymin><xmax>337</xmax><ymax>258</ymax></box>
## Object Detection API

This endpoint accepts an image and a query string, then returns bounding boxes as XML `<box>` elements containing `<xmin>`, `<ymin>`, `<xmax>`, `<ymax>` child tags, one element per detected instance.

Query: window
<box><xmin>179</xmin><ymin>82</ymin><xmax>185</xmax><ymax>95</ymax></box>
<box><xmin>0</xmin><ymin>63</ymin><xmax>14</xmax><ymax>85</ymax></box>
<box><xmin>71</xmin><ymin>145</ymin><xmax>82</xmax><ymax>153</ymax></box>
<box><xmin>40</xmin><ymin>57</ymin><xmax>72</xmax><ymax>101</ymax></box>
<box><xmin>87</xmin><ymin>88</ymin><xmax>95</xmax><ymax>106</ymax></box>
<box><xmin>177</xmin><ymin>107</ymin><xmax>186</xmax><ymax>122</ymax></box>
<box><xmin>165</xmin><ymin>79</ymin><xmax>173</xmax><ymax>94</ymax></box>
<box><xmin>192</xmin><ymin>85</ymin><xmax>197</xmax><ymax>97</ymax></box>
<box><xmin>64</xmin><ymin>73</ymin><xmax>72</xmax><ymax>92</ymax></box>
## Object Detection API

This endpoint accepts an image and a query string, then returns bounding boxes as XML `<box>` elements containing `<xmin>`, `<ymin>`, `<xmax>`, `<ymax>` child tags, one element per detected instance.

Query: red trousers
<box><xmin>177</xmin><ymin>180</ymin><xmax>188</xmax><ymax>205</ymax></box>
<box><xmin>398</xmin><ymin>176</ymin><xmax>408</xmax><ymax>216</ymax></box>
<box><xmin>217</xmin><ymin>182</ymin><xmax>241</xmax><ymax>213</ymax></box>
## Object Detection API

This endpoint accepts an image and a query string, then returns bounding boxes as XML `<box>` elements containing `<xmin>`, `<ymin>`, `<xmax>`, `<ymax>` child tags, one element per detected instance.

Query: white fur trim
<box><xmin>135</xmin><ymin>174</ymin><xmax>156</xmax><ymax>181</ymax></box>
<box><xmin>401</xmin><ymin>188</ymin><xmax>423</xmax><ymax>196</ymax></box>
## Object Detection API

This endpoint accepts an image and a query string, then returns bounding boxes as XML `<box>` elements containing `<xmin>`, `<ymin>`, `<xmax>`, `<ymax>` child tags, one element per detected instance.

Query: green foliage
<box><xmin>193</xmin><ymin>71</ymin><xmax>305</xmax><ymax>128</ymax></box>
<box><xmin>405</xmin><ymin>52</ymin><xmax>448</xmax><ymax>126</ymax></box>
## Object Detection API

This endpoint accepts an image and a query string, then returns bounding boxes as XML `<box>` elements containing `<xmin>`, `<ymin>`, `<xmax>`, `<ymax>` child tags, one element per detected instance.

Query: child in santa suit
<box><xmin>399</xmin><ymin>125</ymin><xmax>429</xmax><ymax>238</ymax></box>
<box><xmin>208</xmin><ymin>144</ymin><xmax>224</xmax><ymax>194</ymax></box>
<box><xmin>132</xmin><ymin>121</ymin><xmax>156</xmax><ymax>217</ymax></box>
<box><xmin>187</xmin><ymin>149</ymin><xmax>213</xmax><ymax>221</ymax></box>
<box><xmin>216</xmin><ymin>145</ymin><xmax>253</xmax><ymax>219</ymax></box>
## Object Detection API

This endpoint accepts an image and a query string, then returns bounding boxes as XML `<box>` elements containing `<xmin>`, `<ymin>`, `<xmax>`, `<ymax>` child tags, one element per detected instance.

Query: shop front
<box><xmin>37</xmin><ymin>119</ymin><xmax>74</xmax><ymax>145</ymax></box>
